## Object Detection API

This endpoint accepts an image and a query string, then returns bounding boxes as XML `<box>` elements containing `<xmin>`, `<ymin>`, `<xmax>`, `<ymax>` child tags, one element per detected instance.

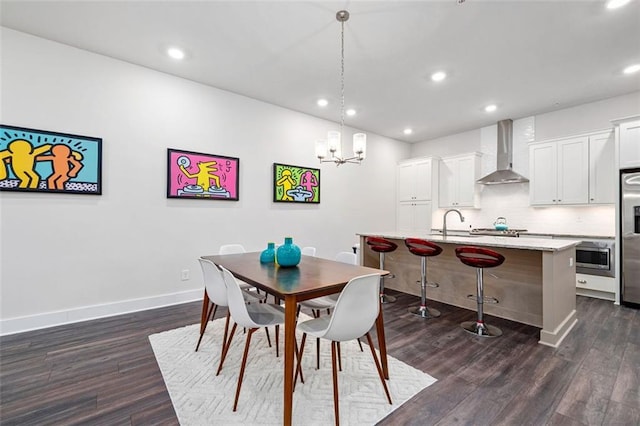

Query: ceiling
<box><xmin>1</xmin><ymin>1</ymin><xmax>639</xmax><ymax>143</ymax></box>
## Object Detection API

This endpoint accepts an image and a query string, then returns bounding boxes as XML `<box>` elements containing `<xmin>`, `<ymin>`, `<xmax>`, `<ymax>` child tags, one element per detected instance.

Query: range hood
<box><xmin>477</xmin><ymin>119</ymin><xmax>529</xmax><ymax>185</ymax></box>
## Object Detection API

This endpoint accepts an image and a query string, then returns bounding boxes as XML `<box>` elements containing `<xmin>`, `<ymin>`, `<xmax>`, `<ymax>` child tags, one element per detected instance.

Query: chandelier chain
<box><xmin>340</xmin><ymin>18</ymin><xmax>345</xmax><ymax>134</ymax></box>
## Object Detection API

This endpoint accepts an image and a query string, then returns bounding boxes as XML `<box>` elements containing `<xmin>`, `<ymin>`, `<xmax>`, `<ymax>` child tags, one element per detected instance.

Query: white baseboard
<box><xmin>0</xmin><ymin>289</ymin><xmax>202</xmax><ymax>336</ymax></box>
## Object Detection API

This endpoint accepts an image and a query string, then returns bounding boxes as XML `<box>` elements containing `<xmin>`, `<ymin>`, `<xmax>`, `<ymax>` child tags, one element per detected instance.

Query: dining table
<box><xmin>202</xmin><ymin>252</ymin><xmax>390</xmax><ymax>426</ymax></box>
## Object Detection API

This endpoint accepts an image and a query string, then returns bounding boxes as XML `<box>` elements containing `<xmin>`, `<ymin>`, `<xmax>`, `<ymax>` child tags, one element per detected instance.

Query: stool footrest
<box><xmin>416</xmin><ymin>280</ymin><xmax>439</xmax><ymax>288</ymax></box>
<box><xmin>466</xmin><ymin>294</ymin><xmax>499</xmax><ymax>304</ymax></box>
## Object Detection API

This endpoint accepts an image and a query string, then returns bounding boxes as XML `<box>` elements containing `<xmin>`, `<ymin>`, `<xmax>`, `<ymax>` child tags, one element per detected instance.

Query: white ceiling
<box><xmin>1</xmin><ymin>1</ymin><xmax>639</xmax><ymax>142</ymax></box>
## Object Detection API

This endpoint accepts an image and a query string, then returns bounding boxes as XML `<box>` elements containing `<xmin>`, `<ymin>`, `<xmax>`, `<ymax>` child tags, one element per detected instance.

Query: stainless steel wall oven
<box><xmin>575</xmin><ymin>239</ymin><xmax>615</xmax><ymax>278</ymax></box>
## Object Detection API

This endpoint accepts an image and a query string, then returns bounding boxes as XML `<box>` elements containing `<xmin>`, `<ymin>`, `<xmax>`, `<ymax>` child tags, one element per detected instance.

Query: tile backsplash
<box><xmin>432</xmin><ymin>182</ymin><xmax>615</xmax><ymax>237</ymax></box>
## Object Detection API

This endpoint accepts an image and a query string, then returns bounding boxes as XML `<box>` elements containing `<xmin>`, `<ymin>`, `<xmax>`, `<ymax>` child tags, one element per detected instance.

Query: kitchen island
<box><xmin>358</xmin><ymin>232</ymin><xmax>581</xmax><ymax>347</ymax></box>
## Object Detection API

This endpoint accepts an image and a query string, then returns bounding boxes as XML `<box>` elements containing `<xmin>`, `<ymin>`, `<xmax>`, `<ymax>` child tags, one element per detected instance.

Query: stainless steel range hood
<box><xmin>477</xmin><ymin>119</ymin><xmax>529</xmax><ymax>185</ymax></box>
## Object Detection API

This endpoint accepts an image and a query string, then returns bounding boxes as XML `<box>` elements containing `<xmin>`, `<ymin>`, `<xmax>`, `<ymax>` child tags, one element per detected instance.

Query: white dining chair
<box><xmin>218</xmin><ymin>243</ymin><xmax>267</xmax><ymax>298</ymax></box>
<box><xmin>334</xmin><ymin>251</ymin><xmax>357</xmax><ymax>265</ymax></box>
<box><xmin>298</xmin><ymin>251</ymin><xmax>364</xmax><ymax>369</ymax></box>
<box><xmin>219</xmin><ymin>265</ymin><xmax>288</xmax><ymax>411</ymax></box>
<box><xmin>296</xmin><ymin>273</ymin><xmax>391</xmax><ymax>424</ymax></box>
<box><xmin>301</xmin><ymin>246</ymin><xmax>317</xmax><ymax>256</ymax></box>
<box><xmin>218</xmin><ymin>243</ymin><xmax>246</xmax><ymax>255</ymax></box>
<box><xmin>195</xmin><ymin>258</ymin><xmax>272</xmax><ymax>366</ymax></box>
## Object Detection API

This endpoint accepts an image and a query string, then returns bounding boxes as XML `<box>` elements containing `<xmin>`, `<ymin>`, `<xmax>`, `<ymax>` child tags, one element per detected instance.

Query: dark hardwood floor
<box><xmin>1</xmin><ymin>293</ymin><xmax>638</xmax><ymax>425</ymax></box>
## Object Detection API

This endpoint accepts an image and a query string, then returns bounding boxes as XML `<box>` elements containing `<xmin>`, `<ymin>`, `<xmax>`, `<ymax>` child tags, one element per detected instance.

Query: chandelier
<box><xmin>315</xmin><ymin>10</ymin><xmax>366</xmax><ymax>166</ymax></box>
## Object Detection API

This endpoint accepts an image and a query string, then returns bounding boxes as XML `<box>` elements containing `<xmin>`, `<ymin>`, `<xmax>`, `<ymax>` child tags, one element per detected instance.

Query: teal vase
<box><xmin>260</xmin><ymin>242</ymin><xmax>276</xmax><ymax>264</ymax></box>
<box><xmin>276</xmin><ymin>237</ymin><xmax>301</xmax><ymax>267</ymax></box>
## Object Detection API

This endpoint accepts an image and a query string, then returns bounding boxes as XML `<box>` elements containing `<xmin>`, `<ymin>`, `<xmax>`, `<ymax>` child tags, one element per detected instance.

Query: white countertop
<box><xmin>357</xmin><ymin>231</ymin><xmax>581</xmax><ymax>252</ymax></box>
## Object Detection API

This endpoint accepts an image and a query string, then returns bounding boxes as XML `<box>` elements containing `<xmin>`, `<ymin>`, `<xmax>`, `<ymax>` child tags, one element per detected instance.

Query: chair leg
<box><xmin>357</xmin><ymin>337</ymin><xmax>364</xmax><ymax>352</ymax></box>
<box><xmin>365</xmin><ymin>332</ymin><xmax>392</xmax><ymax>404</ymax></box>
<box><xmin>294</xmin><ymin>333</ymin><xmax>307</xmax><ymax>390</ymax></box>
<box><xmin>264</xmin><ymin>327</ymin><xmax>272</xmax><ymax>347</ymax></box>
<box><xmin>233</xmin><ymin>328</ymin><xmax>257</xmax><ymax>412</ymax></box>
<box><xmin>316</xmin><ymin>337</ymin><xmax>321</xmax><ymax>370</ymax></box>
<box><xmin>331</xmin><ymin>341</ymin><xmax>340</xmax><ymax>426</ymax></box>
<box><xmin>195</xmin><ymin>297</ymin><xmax>217</xmax><ymax>352</ymax></box>
<box><xmin>337</xmin><ymin>342</ymin><xmax>342</xmax><ymax>372</ymax></box>
<box><xmin>275</xmin><ymin>324</ymin><xmax>280</xmax><ymax>357</ymax></box>
<box><xmin>217</xmin><ymin>310</ymin><xmax>231</xmax><ymax>370</ymax></box>
<box><xmin>217</xmin><ymin>320</ymin><xmax>237</xmax><ymax>376</ymax></box>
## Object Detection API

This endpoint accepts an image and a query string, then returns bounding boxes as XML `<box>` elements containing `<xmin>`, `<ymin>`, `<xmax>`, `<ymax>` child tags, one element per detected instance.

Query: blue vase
<box><xmin>276</xmin><ymin>237</ymin><xmax>301</xmax><ymax>267</ymax></box>
<box><xmin>260</xmin><ymin>242</ymin><xmax>276</xmax><ymax>264</ymax></box>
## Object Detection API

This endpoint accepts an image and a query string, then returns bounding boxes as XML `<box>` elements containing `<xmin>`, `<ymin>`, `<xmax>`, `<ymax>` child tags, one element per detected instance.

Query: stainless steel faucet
<box><xmin>443</xmin><ymin>209</ymin><xmax>465</xmax><ymax>238</ymax></box>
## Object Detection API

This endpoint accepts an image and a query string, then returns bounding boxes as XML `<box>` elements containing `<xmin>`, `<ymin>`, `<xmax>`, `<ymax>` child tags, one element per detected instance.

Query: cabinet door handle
<box><xmin>577</xmin><ymin>279</ymin><xmax>587</xmax><ymax>284</ymax></box>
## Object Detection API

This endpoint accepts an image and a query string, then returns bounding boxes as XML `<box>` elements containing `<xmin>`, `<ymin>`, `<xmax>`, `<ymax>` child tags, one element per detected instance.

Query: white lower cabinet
<box><xmin>576</xmin><ymin>273</ymin><xmax>615</xmax><ymax>300</ymax></box>
<box><xmin>397</xmin><ymin>201</ymin><xmax>432</xmax><ymax>234</ymax></box>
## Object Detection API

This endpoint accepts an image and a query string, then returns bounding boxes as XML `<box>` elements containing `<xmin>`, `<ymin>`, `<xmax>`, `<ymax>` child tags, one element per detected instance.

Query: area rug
<box><xmin>149</xmin><ymin>316</ymin><xmax>437</xmax><ymax>425</ymax></box>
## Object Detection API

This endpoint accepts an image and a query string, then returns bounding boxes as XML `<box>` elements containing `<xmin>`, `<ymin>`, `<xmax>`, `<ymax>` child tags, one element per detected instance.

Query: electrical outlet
<box><xmin>181</xmin><ymin>269</ymin><xmax>190</xmax><ymax>281</ymax></box>
<box><xmin>569</xmin><ymin>257</ymin><xmax>574</xmax><ymax>267</ymax></box>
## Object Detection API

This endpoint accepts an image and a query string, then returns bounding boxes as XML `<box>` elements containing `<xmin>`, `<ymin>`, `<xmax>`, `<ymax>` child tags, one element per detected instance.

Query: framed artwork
<box><xmin>0</xmin><ymin>124</ymin><xmax>102</xmax><ymax>195</ymax></box>
<box><xmin>167</xmin><ymin>148</ymin><xmax>239</xmax><ymax>200</ymax></box>
<box><xmin>273</xmin><ymin>163</ymin><xmax>320</xmax><ymax>203</ymax></box>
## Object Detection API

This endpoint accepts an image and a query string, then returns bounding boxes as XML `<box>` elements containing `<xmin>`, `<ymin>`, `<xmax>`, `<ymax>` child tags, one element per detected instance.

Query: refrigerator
<box><xmin>621</xmin><ymin>169</ymin><xmax>640</xmax><ymax>308</ymax></box>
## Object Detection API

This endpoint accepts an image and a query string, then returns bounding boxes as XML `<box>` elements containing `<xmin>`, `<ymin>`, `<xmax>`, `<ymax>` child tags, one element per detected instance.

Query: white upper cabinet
<box><xmin>530</xmin><ymin>130</ymin><xmax>614</xmax><ymax>206</ymax></box>
<box><xmin>558</xmin><ymin>137</ymin><xmax>590</xmax><ymax>205</ymax></box>
<box><xmin>588</xmin><ymin>131</ymin><xmax>615</xmax><ymax>204</ymax></box>
<box><xmin>530</xmin><ymin>136</ymin><xmax>589</xmax><ymax>205</ymax></box>
<box><xmin>615</xmin><ymin>117</ymin><xmax>640</xmax><ymax>169</ymax></box>
<box><xmin>397</xmin><ymin>157</ymin><xmax>438</xmax><ymax>233</ymax></box>
<box><xmin>397</xmin><ymin>157</ymin><xmax>435</xmax><ymax>201</ymax></box>
<box><xmin>438</xmin><ymin>153</ymin><xmax>481</xmax><ymax>208</ymax></box>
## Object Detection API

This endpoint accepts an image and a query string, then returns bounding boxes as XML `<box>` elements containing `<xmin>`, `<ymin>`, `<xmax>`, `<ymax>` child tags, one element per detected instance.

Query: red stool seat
<box><xmin>365</xmin><ymin>236</ymin><xmax>398</xmax><ymax>303</ymax></box>
<box><xmin>366</xmin><ymin>237</ymin><xmax>398</xmax><ymax>253</ymax></box>
<box><xmin>455</xmin><ymin>247</ymin><xmax>505</xmax><ymax>269</ymax></box>
<box><xmin>405</xmin><ymin>238</ymin><xmax>443</xmax><ymax>258</ymax></box>
<box><xmin>404</xmin><ymin>238</ymin><xmax>443</xmax><ymax>319</ymax></box>
<box><xmin>454</xmin><ymin>246</ymin><xmax>505</xmax><ymax>338</ymax></box>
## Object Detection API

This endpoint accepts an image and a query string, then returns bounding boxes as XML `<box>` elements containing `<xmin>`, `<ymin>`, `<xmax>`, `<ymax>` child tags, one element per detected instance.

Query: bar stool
<box><xmin>404</xmin><ymin>238</ymin><xmax>443</xmax><ymax>318</ymax></box>
<box><xmin>454</xmin><ymin>246</ymin><xmax>505</xmax><ymax>337</ymax></box>
<box><xmin>365</xmin><ymin>236</ymin><xmax>398</xmax><ymax>303</ymax></box>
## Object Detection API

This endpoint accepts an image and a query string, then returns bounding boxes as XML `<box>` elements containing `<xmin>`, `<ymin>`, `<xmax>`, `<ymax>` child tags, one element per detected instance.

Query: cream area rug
<box><xmin>149</xmin><ymin>316</ymin><xmax>437</xmax><ymax>425</ymax></box>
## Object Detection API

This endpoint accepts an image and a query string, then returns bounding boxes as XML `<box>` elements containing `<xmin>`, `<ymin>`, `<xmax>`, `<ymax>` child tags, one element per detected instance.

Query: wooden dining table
<box><xmin>202</xmin><ymin>252</ymin><xmax>390</xmax><ymax>426</ymax></box>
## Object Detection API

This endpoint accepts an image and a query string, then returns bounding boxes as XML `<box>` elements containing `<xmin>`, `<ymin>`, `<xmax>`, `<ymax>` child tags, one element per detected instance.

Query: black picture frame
<box><xmin>273</xmin><ymin>162</ymin><xmax>320</xmax><ymax>204</ymax></box>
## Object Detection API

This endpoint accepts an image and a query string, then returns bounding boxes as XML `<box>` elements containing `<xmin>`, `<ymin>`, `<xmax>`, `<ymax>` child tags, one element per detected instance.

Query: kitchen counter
<box><xmin>361</xmin><ymin>231</ymin><xmax>581</xmax><ymax>251</ymax></box>
<box><xmin>357</xmin><ymin>232</ymin><xmax>579</xmax><ymax>348</ymax></box>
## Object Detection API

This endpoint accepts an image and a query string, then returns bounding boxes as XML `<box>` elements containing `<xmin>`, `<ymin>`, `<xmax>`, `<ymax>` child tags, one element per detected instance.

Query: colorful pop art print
<box><xmin>167</xmin><ymin>148</ymin><xmax>240</xmax><ymax>201</ymax></box>
<box><xmin>0</xmin><ymin>124</ymin><xmax>102</xmax><ymax>195</ymax></box>
<box><xmin>273</xmin><ymin>163</ymin><xmax>320</xmax><ymax>204</ymax></box>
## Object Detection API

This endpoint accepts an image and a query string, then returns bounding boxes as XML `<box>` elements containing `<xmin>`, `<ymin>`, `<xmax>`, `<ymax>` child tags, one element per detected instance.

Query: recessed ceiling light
<box><xmin>606</xmin><ymin>0</ymin><xmax>631</xmax><ymax>9</ymax></box>
<box><xmin>485</xmin><ymin>104</ymin><xmax>497</xmax><ymax>113</ymax></box>
<box><xmin>346</xmin><ymin>109</ymin><xmax>356</xmax><ymax>116</ymax></box>
<box><xmin>317</xmin><ymin>98</ymin><xmax>329</xmax><ymax>107</ymax></box>
<box><xmin>167</xmin><ymin>47</ymin><xmax>185</xmax><ymax>60</ymax></box>
<box><xmin>403</xmin><ymin>128</ymin><xmax>413</xmax><ymax>135</ymax></box>
<box><xmin>431</xmin><ymin>71</ymin><xmax>447</xmax><ymax>82</ymax></box>
<box><xmin>623</xmin><ymin>64</ymin><xmax>640</xmax><ymax>75</ymax></box>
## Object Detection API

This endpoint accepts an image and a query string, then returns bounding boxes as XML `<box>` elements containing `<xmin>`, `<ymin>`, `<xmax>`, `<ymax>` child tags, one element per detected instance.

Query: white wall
<box><xmin>411</xmin><ymin>91</ymin><xmax>640</xmax><ymax>235</ymax></box>
<box><xmin>0</xmin><ymin>28</ymin><xmax>410</xmax><ymax>333</ymax></box>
